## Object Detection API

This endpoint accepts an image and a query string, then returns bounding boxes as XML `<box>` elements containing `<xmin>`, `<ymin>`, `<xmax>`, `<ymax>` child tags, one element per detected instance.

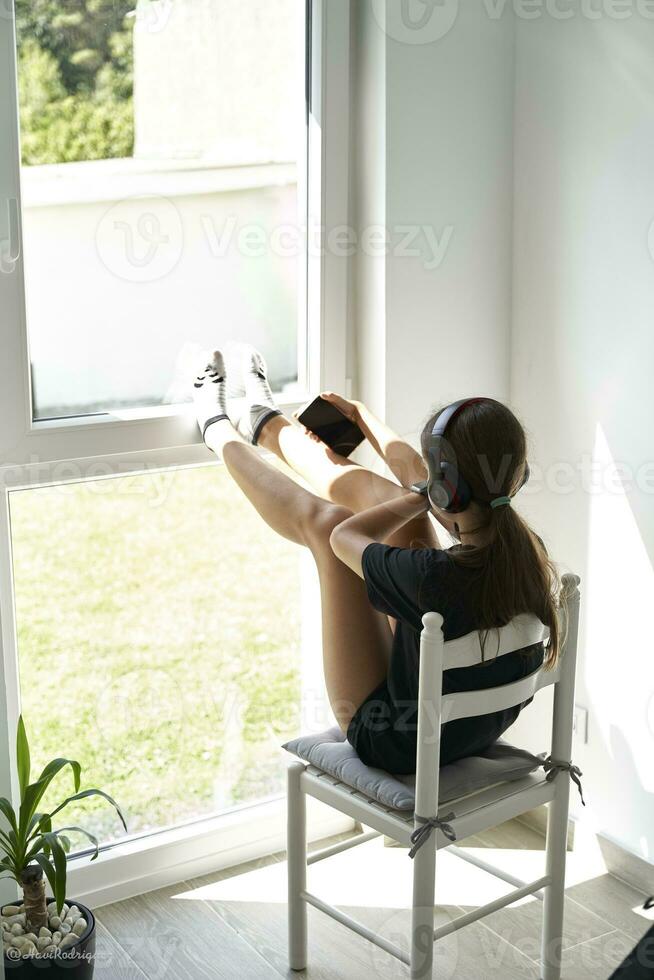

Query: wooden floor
<box><xmin>94</xmin><ymin>818</ymin><xmax>652</xmax><ymax>980</ymax></box>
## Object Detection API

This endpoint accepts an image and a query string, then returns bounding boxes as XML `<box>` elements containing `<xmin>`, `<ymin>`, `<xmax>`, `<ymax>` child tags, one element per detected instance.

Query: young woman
<box><xmin>193</xmin><ymin>345</ymin><xmax>561</xmax><ymax>775</ymax></box>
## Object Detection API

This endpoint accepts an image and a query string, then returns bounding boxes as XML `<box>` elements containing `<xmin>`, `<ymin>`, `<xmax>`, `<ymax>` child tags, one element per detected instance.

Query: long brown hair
<box><xmin>420</xmin><ymin>398</ymin><xmax>563</xmax><ymax>668</ymax></box>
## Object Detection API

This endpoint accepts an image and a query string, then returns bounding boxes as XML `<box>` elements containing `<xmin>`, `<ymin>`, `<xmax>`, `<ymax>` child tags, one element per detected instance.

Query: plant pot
<box><xmin>3</xmin><ymin>900</ymin><xmax>95</xmax><ymax>978</ymax></box>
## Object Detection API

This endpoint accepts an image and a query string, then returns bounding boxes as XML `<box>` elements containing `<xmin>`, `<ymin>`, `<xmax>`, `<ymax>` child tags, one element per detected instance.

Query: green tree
<box><xmin>16</xmin><ymin>0</ymin><xmax>135</xmax><ymax>165</ymax></box>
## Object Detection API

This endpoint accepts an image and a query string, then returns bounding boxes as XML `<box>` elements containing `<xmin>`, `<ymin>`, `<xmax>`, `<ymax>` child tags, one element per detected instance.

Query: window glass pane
<box><xmin>15</xmin><ymin>1</ymin><xmax>305</xmax><ymax>420</ymax></box>
<box><xmin>9</xmin><ymin>465</ymin><xmax>302</xmax><ymax>847</ymax></box>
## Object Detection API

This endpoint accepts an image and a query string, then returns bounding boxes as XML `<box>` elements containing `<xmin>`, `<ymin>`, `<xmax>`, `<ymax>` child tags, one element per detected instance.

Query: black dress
<box><xmin>346</xmin><ymin>543</ymin><xmax>544</xmax><ymax>774</ymax></box>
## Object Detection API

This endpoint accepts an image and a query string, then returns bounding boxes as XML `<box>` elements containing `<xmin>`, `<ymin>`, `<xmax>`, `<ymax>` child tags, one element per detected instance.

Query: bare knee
<box><xmin>301</xmin><ymin>502</ymin><xmax>352</xmax><ymax>553</ymax></box>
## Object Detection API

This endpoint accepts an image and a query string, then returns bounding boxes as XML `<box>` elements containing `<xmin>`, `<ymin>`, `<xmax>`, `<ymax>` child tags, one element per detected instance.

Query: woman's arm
<box><xmin>321</xmin><ymin>392</ymin><xmax>428</xmax><ymax>489</ymax></box>
<box><xmin>330</xmin><ymin>490</ymin><xmax>430</xmax><ymax>578</ymax></box>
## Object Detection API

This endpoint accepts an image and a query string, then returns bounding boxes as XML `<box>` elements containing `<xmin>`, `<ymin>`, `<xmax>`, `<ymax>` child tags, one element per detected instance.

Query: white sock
<box><xmin>227</xmin><ymin>345</ymin><xmax>282</xmax><ymax>444</ymax></box>
<box><xmin>193</xmin><ymin>350</ymin><xmax>229</xmax><ymax>441</ymax></box>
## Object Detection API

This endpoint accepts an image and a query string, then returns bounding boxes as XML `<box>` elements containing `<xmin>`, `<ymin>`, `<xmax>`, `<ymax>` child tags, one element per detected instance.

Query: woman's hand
<box><xmin>320</xmin><ymin>391</ymin><xmax>362</xmax><ymax>423</ymax></box>
<box><xmin>295</xmin><ymin>392</ymin><xmax>364</xmax><ymax>445</ymax></box>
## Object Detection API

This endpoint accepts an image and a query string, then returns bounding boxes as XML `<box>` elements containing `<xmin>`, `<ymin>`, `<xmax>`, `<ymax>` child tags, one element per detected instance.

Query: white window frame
<box><xmin>0</xmin><ymin>0</ymin><xmax>353</xmax><ymax>905</ymax></box>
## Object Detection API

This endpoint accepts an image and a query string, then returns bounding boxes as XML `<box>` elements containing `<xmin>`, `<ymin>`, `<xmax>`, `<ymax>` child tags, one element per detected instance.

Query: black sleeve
<box><xmin>361</xmin><ymin>543</ymin><xmax>439</xmax><ymax>630</ymax></box>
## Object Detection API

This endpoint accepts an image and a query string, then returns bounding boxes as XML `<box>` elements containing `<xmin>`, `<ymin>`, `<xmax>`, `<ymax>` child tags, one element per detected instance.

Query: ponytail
<box><xmin>420</xmin><ymin>398</ymin><xmax>566</xmax><ymax>667</ymax></box>
<box><xmin>450</xmin><ymin>504</ymin><xmax>563</xmax><ymax>668</ymax></box>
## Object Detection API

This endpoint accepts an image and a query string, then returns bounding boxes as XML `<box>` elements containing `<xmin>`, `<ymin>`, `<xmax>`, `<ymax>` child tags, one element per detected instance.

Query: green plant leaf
<box><xmin>16</xmin><ymin>716</ymin><xmax>30</xmax><ymax>803</ymax></box>
<box><xmin>0</xmin><ymin>797</ymin><xmax>18</xmax><ymax>833</ymax></box>
<box><xmin>55</xmin><ymin>826</ymin><xmax>99</xmax><ymax>861</ymax></box>
<box><xmin>50</xmin><ymin>788</ymin><xmax>127</xmax><ymax>833</ymax></box>
<box><xmin>0</xmin><ymin>837</ymin><xmax>18</xmax><ymax>868</ymax></box>
<box><xmin>23</xmin><ymin>836</ymin><xmax>46</xmax><ymax>865</ymax></box>
<box><xmin>36</xmin><ymin>757</ymin><xmax>81</xmax><ymax>795</ymax></box>
<box><xmin>18</xmin><ymin>776</ymin><xmax>51</xmax><ymax>840</ymax></box>
<box><xmin>26</xmin><ymin>812</ymin><xmax>50</xmax><ymax>839</ymax></box>
<box><xmin>33</xmin><ymin>854</ymin><xmax>58</xmax><ymax>911</ymax></box>
<box><xmin>18</xmin><ymin>759</ymin><xmax>82</xmax><ymax>839</ymax></box>
<box><xmin>40</xmin><ymin>834</ymin><xmax>67</xmax><ymax>914</ymax></box>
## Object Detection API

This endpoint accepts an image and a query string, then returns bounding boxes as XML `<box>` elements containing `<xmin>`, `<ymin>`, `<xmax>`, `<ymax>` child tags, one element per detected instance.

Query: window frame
<box><xmin>0</xmin><ymin>0</ymin><xmax>353</xmax><ymax>904</ymax></box>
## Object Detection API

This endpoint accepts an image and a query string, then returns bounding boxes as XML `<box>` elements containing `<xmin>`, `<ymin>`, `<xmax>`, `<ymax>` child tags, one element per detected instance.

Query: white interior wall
<box><xmin>508</xmin><ymin>12</ymin><xmax>654</xmax><ymax>865</ymax></box>
<box><xmin>352</xmin><ymin>2</ymin><xmax>515</xmax><ymax>435</ymax></box>
<box><xmin>353</xmin><ymin>3</ymin><xmax>654</xmax><ymax>866</ymax></box>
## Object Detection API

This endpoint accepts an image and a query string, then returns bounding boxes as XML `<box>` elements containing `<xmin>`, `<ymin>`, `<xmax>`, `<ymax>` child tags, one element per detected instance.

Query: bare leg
<box><xmin>205</xmin><ymin>420</ymin><xmax>392</xmax><ymax>728</ymax></box>
<box><xmin>258</xmin><ymin>415</ymin><xmax>439</xmax><ymax>550</ymax></box>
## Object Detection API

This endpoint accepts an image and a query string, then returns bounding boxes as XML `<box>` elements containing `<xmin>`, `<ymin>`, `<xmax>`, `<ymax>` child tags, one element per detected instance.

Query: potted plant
<box><xmin>0</xmin><ymin>716</ymin><xmax>126</xmax><ymax>977</ymax></box>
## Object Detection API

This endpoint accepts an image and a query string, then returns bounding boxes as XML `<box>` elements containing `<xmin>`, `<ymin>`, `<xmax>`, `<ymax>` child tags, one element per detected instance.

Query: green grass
<box><xmin>9</xmin><ymin>464</ymin><xmax>303</xmax><ymax>846</ymax></box>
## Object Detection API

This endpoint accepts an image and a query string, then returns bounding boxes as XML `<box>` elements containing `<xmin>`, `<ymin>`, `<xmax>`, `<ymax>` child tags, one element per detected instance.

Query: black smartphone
<box><xmin>296</xmin><ymin>396</ymin><xmax>365</xmax><ymax>457</ymax></box>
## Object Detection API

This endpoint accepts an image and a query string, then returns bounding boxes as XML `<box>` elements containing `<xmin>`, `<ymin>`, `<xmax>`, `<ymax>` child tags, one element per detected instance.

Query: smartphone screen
<box><xmin>296</xmin><ymin>396</ymin><xmax>365</xmax><ymax>457</ymax></box>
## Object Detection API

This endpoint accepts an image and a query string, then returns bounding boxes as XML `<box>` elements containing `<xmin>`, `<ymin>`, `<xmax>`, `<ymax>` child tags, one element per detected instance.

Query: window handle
<box><xmin>1</xmin><ymin>198</ymin><xmax>20</xmax><ymax>272</ymax></box>
<box><xmin>6</xmin><ymin>198</ymin><xmax>20</xmax><ymax>263</ymax></box>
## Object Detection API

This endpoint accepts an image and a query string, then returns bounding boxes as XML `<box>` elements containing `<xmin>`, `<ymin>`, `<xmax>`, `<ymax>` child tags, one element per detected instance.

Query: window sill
<box><xmin>64</xmin><ymin>793</ymin><xmax>352</xmax><ymax>909</ymax></box>
<box><xmin>29</xmin><ymin>390</ymin><xmax>310</xmax><ymax>435</ymax></box>
<box><xmin>21</xmin><ymin>159</ymin><xmax>297</xmax><ymax>210</ymax></box>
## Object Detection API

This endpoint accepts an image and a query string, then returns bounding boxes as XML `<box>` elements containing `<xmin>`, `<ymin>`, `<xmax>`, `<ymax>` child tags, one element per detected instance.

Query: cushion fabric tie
<box><xmin>409</xmin><ymin>811</ymin><xmax>457</xmax><ymax>858</ymax></box>
<box><xmin>407</xmin><ymin>755</ymin><xmax>585</xmax><ymax>859</ymax></box>
<box><xmin>542</xmin><ymin>756</ymin><xmax>586</xmax><ymax>806</ymax></box>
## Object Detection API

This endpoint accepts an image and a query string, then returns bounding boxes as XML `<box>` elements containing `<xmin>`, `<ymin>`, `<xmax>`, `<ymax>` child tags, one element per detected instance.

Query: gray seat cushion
<box><xmin>283</xmin><ymin>727</ymin><xmax>543</xmax><ymax>811</ymax></box>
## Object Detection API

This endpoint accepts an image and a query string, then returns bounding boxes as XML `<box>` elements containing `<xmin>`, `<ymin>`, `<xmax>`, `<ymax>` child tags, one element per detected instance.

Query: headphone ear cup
<box><xmin>426</xmin><ymin>446</ymin><xmax>448</xmax><ymax>509</ymax></box>
<box><xmin>439</xmin><ymin>460</ymin><xmax>472</xmax><ymax>514</ymax></box>
<box><xmin>427</xmin><ymin>476</ymin><xmax>451</xmax><ymax>511</ymax></box>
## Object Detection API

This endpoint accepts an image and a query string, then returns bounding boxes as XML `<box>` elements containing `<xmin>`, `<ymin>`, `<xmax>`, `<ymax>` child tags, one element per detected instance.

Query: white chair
<box><xmin>286</xmin><ymin>573</ymin><xmax>582</xmax><ymax>980</ymax></box>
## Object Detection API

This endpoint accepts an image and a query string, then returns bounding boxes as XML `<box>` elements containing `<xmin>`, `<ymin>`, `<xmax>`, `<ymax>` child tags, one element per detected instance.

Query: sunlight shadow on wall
<box><xmin>585</xmin><ymin>424</ymin><xmax>654</xmax><ymax>859</ymax></box>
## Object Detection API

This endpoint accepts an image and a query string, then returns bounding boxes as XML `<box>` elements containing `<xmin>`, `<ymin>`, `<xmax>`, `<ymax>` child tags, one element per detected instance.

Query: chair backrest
<box><xmin>413</xmin><ymin>574</ymin><xmax>581</xmax><ymax>822</ymax></box>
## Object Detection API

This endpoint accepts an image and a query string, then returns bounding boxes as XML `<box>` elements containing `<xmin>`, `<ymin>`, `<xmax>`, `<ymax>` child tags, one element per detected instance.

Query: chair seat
<box><xmin>283</xmin><ymin>726</ymin><xmax>545</xmax><ymax>812</ymax></box>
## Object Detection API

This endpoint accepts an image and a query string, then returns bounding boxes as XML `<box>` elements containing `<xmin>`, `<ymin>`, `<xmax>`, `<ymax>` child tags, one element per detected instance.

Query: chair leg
<box><xmin>410</xmin><ymin>835</ymin><xmax>436</xmax><ymax>980</ymax></box>
<box><xmin>287</xmin><ymin>762</ymin><xmax>308</xmax><ymax>971</ymax></box>
<box><xmin>541</xmin><ymin>787</ymin><xmax>570</xmax><ymax>980</ymax></box>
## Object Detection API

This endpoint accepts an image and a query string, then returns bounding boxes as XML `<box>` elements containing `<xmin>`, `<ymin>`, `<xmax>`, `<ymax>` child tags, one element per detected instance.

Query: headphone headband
<box><xmin>424</xmin><ymin>397</ymin><xmax>529</xmax><ymax>514</ymax></box>
<box><xmin>429</xmin><ymin>397</ymin><xmax>487</xmax><ymax>439</ymax></box>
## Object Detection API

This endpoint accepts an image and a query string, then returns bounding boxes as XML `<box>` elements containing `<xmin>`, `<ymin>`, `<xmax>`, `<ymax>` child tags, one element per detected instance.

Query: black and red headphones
<box><xmin>412</xmin><ymin>397</ymin><xmax>530</xmax><ymax>514</ymax></box>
